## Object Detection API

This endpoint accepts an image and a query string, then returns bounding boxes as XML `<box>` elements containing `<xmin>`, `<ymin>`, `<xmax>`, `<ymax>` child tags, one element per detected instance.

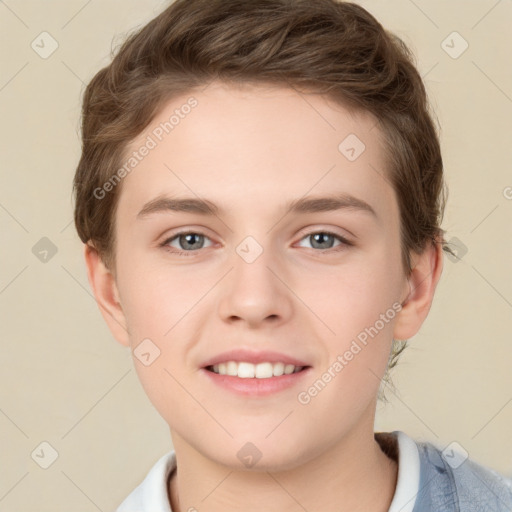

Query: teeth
<box><xmin>284</xmin><ymin>364</ymin><xmax>295</xmax><ymax>375</ymax></box>
<box><xmin>209</xmin><ymin>361</ymin><xmax>304</xmax><ymax>378</ymax></box>
<box><xmin>238</xmin><ymin>362</ymin><xmax>255</xmax><ymax>378</ymax></box>
<box><xmin>272</xmin><ymin>362</ymin><xmax>284</xmax><ymax>376</ymax></box>
<box><xmin>226</xmin><ymin>361</ymin><xmax>238</xmax><ymax>376</ymax></box>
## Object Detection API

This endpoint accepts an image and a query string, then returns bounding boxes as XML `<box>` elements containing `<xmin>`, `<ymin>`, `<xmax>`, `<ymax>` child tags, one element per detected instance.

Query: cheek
<box><xmin>307</xmin><ymin>246</ymin><xmax>403</xmax><ymax>374</ymax></box>
<box><xmin>118</xmin><ymin>261</ymin><xmax>196</xmax><ymax>414</ymax></box>
<box><xmin>116</xmin><ymin>252</ymin><xmax>187</xmax><ymax>337</ymax></box>
<box><xmin>312</xmin><ymin>250</ymin><xmax>402</xmax><ymax>326</ymax></box>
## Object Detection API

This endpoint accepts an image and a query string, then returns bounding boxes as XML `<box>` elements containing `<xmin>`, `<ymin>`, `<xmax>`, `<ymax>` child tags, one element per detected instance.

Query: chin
<box><xmin>201</xmin><ymin>436</ymin><xmax>312</xmax><ymax>473</ymax></box>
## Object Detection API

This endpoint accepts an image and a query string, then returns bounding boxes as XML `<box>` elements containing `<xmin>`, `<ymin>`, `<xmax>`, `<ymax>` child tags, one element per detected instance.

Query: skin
<box><xmin>85</xmin><ymin>81</ymin><xmax>443</xmax><ymax>512</ymax></box>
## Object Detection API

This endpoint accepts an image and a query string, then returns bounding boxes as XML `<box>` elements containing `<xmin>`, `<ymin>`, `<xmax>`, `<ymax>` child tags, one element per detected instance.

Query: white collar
<box><xmin>386</xmin><ymin>430</ymin><xmax>421</xmax><ymax>512</ymax></box>
<box><xmin>116</xmin><ymin>450</ymin><xmax>176</xmax><ymax>511</ymax></box>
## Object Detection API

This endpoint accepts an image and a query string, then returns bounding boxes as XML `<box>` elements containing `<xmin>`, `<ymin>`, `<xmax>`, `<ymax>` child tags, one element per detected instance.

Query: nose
<box><xmin>217</xmin><ymin>248</ymin><xmax>293</xmax><ymax>329</ymax></box>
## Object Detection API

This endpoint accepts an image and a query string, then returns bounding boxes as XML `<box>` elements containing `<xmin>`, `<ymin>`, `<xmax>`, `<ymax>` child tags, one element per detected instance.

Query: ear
<box><xmin>83</xmin><ymin>243</ymin><xmax>130</xmax><ymax>347</ymax></box>
<box><xmin>393</xmin><ymin>238</ymin><xmax>444</xmax><ymax>340</ymax></box>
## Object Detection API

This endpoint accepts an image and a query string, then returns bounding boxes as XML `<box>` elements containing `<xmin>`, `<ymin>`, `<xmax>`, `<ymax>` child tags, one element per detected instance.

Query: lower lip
<box><xmin>200</xmin><ymin>367</ymin><xmax>312</xmax><ymax>397</ymax></box>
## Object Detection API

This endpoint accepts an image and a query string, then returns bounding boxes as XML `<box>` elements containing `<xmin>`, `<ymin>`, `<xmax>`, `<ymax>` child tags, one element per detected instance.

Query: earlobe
<box><xmin>83</xmin><ymin>243</ymin><xmax>131</xmax><ymax>347</ymax></box>
<box><xmin>393</xmin><ymin>240</ymin><xmax>444</xmax><ymax>340</ymax></box>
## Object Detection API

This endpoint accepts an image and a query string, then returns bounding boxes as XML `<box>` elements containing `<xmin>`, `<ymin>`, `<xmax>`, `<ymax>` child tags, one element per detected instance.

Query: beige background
<box><xmin>1</xmin><ymin>0</ymin><xmax>511</xmax><ymax>510</ymax></box>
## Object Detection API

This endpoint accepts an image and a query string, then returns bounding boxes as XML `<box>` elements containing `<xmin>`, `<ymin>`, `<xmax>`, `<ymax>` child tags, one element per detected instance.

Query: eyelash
<box><xmin>159</xmin><ymin>229</ymin><xmax>353</xmax><ymax>257</ymax></box>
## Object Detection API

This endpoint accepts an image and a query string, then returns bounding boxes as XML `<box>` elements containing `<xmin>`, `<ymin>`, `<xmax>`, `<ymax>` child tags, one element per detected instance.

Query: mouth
<box><xmin>201</xmin><ymin>360</ymin><xmax>312</xmax><ymax>396</ymax></box>
<box><xmin>200</xmin><ymin>349</ymin><xmax>313</xmax><ymax>396</ymax></box>
<box><xmin>205</xmin><ymin>361</ymin><xmax>309</xmax><ymax>379</ymax></box>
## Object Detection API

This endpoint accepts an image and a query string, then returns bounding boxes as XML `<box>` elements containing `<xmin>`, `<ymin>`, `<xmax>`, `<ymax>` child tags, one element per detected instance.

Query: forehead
<box><xmin>117</xmin><ymin>81</ymin><xmax>397</xmax><ymax>225</ymax></box>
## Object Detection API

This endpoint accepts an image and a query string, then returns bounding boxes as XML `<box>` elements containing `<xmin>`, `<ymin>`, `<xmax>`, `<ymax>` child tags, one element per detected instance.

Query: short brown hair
<box><xmin>73</xmin><ymin>0</ymin><xmax>448</xmax><ymax>389</ymax></box>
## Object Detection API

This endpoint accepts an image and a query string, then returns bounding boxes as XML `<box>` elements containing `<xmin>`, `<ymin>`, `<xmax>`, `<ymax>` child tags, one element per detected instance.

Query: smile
<box><xmin>207</xmin><ymin>361</ymin><xmax>305</xmax><ymax>379</ymax></box>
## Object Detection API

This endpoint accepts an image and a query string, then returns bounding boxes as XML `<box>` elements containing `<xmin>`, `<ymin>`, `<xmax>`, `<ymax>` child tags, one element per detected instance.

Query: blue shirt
<box><xmin>413</xmin><ymin>436</ymin><xmax>512</xmax><ymax>511</ymax></box>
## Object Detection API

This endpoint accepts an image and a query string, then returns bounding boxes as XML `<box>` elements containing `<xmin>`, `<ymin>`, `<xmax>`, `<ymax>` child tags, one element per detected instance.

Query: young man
<box><xmin>73</xmin><ymin>0</ymin><xmax>512</xmax><ymax>510</ymax></box>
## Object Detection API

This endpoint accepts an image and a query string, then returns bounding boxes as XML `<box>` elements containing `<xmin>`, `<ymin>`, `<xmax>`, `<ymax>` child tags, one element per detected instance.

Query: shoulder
<box><xmin>415</xmin><ymin>439</ymin><xmax>512</xmax><ymax>511</ymax></box>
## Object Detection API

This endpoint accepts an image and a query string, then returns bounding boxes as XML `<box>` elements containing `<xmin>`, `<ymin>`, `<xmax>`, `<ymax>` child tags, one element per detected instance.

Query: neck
<box><xmin>168</xmin><ymin>429</ymin><xmax>398</xmax><ymax>512</ymax></box>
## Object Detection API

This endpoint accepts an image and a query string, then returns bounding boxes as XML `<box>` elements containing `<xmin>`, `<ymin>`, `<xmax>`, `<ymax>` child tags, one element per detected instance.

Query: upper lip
<box><xmin>201</xmin><ymin>348</ymin><xmax>311</xmax><ymax>368</ymax></box>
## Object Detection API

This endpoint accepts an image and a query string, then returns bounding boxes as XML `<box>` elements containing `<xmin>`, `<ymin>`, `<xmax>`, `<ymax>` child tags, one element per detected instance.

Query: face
<box><xmin>103</xmin><ymin>81</ymin><xmax>413</xmax><ymax>470</ymax></box>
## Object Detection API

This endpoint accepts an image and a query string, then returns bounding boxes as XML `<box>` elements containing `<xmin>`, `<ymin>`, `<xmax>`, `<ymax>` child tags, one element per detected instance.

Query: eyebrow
<box><xmin>136</xmin><ymin>193</ymin><xmax>377</xmax><ymax>219</ymax></box>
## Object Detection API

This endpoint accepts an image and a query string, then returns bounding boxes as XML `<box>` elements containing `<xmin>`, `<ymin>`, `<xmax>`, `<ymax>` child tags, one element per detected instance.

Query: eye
<box><xmin>160</xmin><ymin>229</ymin><xmax>353</xmax><ymax>257</ymax></box>
<box><xmin>160</xmin><ymin>231</ymin><xmax>213</xmax><ymax>256</ymax></box>
<box><xmin>296</xmin><ymin>230</ymin><xmax>352</xmax><ymax>252</ymax></box>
